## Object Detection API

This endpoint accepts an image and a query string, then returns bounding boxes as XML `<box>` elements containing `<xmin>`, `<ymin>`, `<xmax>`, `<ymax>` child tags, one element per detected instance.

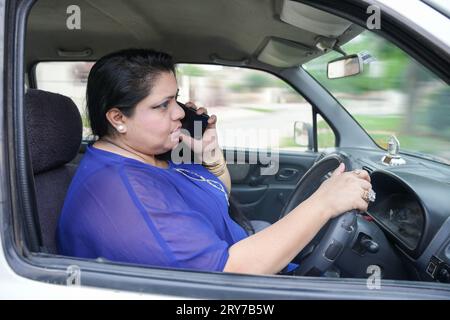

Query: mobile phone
<box><xmin>178</xmin><ymin>101</ymin><xmax>209</xmax><ymax>139</ymax></box>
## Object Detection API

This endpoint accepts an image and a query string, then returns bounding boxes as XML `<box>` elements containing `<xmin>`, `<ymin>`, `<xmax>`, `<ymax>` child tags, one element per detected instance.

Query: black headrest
<box><xmin>25</xmin><ymin>89</ymin><xmax>82</xmax><ymax>174</ymax></box>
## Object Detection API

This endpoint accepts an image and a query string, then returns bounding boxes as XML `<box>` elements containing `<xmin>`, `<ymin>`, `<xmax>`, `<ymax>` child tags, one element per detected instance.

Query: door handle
<box><xmin>276</xmin><ymin>168</ymin><xmax>299</xmax><ymax>181</ymax></box>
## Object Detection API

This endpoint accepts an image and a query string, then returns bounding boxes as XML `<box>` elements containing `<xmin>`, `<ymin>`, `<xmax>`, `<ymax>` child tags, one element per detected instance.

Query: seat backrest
<box><xmin>25</xmin><ymin>89</ymin><xmax>82</xmax><ymax>253</ymax></box>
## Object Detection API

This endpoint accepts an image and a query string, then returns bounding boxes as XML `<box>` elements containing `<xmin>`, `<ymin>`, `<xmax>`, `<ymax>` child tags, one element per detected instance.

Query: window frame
<box><xmin>12</xmin><ymin>56</ymin><xmax>343</xmax><ymax>296</ymax></box>
<box><xmin>6</xmin><ymin>0</ymin><xmax>449</xmax><ymax>299</ymax></box>
<box><xmin>7</xmin><ymin>57</ymin><xmax>344</xmax><ymax>296</ymax></box>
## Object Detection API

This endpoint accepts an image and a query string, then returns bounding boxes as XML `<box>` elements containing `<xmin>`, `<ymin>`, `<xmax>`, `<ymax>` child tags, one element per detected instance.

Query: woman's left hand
<box><xmin>180</xmin><ymin>102</ymin><xmax>223</xmax><ymax>164</ymax></box>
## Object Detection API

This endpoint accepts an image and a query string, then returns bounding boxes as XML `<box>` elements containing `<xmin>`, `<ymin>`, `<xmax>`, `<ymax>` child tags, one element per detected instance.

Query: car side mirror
<box><xmin>294</xmin><ymin>121</ymin><xmax>313</xmax><ymax>150</ymax></box>
<box><xmin>327</xmin><ymin>54</ymin><xmax>363</xmax><ymax>79</ymax></box>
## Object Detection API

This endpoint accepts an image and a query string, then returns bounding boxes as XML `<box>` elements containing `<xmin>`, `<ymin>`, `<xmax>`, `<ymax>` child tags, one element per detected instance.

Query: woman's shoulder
<box><xmin>77</xmin><ymin>146</ymin><xmax>213</xmax><ymax>193</ymax></box>
<box><xmin>71</xmin><ymin>146</ymin><xmax>165</xmax><ymax>189</ymax></box>
<box><xmin>68</xmin><ymin>150</ymin><xmax>183</xmax><ymax>209</ymax></box>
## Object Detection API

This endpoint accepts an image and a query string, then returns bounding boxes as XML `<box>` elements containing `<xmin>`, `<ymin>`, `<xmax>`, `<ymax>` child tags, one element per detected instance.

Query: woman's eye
<box><xmin>161</xmin><ymin>101</ymin><xmax>170</xmax><ymax>108</ymax></box>
<box><xmin>154</xmin><ymin>101</ymin><xmax>170</xmax><ymax>109</ymax></box>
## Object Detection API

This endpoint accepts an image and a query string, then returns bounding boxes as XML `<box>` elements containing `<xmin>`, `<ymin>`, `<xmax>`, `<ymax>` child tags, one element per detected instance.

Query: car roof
<box><xmin>26</xmin><ymin>0</ymin><xmax>363</xmax><ymax>70</ymax></box>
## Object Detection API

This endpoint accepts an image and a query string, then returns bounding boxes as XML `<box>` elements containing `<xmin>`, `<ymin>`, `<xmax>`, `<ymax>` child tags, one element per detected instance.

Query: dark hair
<box><xmin>229</xmin><ymin>199</ymin><xmax>255</xmax><ymax>235</ymax></box>
<box><xmin>86</xmin><ymin>48</ymin><xmax>175</xmax><ymax>137</ymax></box>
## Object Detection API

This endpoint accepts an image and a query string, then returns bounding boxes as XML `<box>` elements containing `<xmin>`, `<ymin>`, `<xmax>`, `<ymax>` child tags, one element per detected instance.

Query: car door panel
<box><xmin>226</xmin><ymin>149</ymin><xmax>317</xmax><ymax>223</ymax></box>
<box><xmin>230</xmin><ymin>184</ymin><xmax>268</xmax><ymax>204</ymax></box>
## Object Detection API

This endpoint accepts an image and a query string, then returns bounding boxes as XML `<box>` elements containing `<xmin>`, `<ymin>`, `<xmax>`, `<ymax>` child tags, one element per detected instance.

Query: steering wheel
<box><xmin>279</xmin><ymin>154</ymin><xmax>357</xmax><ymax>276</ymax></box>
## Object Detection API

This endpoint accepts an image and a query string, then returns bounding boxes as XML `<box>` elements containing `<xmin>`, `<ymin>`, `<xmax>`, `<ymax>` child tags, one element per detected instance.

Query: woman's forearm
<box><xmin>224</xmin><ymin>195</ymin><xmax>331</xmax><ymax>274</ymax></box>
<box><xmin>216</xmin><ymin>166</ymin><xmax>231</xmax><ymax>196</ymax></box>
<box><xmin>203</xmin><ymin>149</ymin><xmax>231</xmax><ymax>195</ymax></box>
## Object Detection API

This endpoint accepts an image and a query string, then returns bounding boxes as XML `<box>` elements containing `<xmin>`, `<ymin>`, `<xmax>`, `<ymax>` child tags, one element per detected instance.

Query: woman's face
<box><xmin>122</xmin><ymin>71</ymin><xmax>185</xmax><ymax>155</ymax></box>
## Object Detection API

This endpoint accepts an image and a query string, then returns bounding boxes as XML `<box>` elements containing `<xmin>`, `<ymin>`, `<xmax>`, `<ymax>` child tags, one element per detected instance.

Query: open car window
<box><xmin>176</xmin><ymin>64</ymin><xmax>335</xmax><ymax>151</ymax></box>
<box><xmin>35</xmin><ymin>62</ymin><xmax>336</xmax><ymax>151</ymax></box>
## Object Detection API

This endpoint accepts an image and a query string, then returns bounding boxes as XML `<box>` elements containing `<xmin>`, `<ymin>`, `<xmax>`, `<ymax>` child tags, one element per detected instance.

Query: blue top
<box><xmin>57</xmin><ymin>145</ymin><xmax>248</xmax><ymax>272</ymax></box>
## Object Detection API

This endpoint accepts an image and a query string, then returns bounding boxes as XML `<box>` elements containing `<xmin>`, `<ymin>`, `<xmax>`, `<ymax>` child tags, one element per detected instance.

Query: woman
<box><xmin>57</xmin><ymin>49</ymin><xmax>372</xmax><ymax>275</ymax></box>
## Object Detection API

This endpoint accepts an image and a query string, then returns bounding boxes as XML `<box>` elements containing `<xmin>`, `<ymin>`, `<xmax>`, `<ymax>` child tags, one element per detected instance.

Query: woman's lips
<box><xmin>170</xmin><ymin>127</ymin><xmax>181</xmax><ymax>141</ymax></box>
<box><xmin>171</xmin><ymin>124</ymin><xmax>182</xmax><ymax>133</ymax></box>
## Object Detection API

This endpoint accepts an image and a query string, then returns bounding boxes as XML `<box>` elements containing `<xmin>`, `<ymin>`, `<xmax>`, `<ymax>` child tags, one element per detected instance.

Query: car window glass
<box><xmin>304</xmin><ymin>30</ymin><xmax>450</xmax><ymax>165</ymax></box>
<box><xmin>176</xmin><ymin>64</ymin><xmax>322</xmax><ymax>152</ymax></box>
<box><xmin>317</xmin><ymin>114</ymin><xmax>336</xmax><ymax>150</ymax></box>
<box><xmin>35</xmin><ymin>61</ymin><xmax>94</xmax><ymax>140</ymax></box>
<box><xmin>35</xmin><ymin>62</ymin><xmax>334</xmax><ymax>152</ymax></box>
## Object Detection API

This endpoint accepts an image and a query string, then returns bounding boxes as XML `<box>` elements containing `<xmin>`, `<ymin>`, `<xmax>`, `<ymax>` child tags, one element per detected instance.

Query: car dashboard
<box><xmin>322</xmin><ymin>147</ymin><xmax>450</xmax><ymax>283</ymax></box>
<box><xmin>368</xmin><ymin>172</ymin><xmax>425</xmax><ymax>252</ymax></box>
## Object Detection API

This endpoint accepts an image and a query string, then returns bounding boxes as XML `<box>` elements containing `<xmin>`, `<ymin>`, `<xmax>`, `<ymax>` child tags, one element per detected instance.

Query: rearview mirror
<box><xmin>327</xmin><ymin>54</ymin><xmax>363</xmax><ymax>79</ymax></box>
<box><xmin>294</xmin><ymin>121</ymin><xmax>313</xmax><ymax>150</ymax></box>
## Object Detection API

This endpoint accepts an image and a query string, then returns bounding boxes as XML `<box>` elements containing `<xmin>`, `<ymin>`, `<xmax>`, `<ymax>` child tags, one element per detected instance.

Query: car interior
<box><xmin>7</xmin><ymin>0</ymin><xmax>449</xmax><ymax>294</ymax></box>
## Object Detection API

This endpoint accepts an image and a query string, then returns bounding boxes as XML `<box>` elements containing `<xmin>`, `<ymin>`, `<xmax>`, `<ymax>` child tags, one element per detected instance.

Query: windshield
<box><xmin>304</xmin><ymin>30</ymin><xmax>450</xmax><ymax>165</ymax></box>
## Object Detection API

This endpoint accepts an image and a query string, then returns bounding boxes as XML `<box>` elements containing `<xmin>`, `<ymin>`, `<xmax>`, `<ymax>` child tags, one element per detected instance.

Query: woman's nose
<box><xmin>172</xmin><ymin>100</ymin><xmax>185</xmax><ymax>120</ymax></box>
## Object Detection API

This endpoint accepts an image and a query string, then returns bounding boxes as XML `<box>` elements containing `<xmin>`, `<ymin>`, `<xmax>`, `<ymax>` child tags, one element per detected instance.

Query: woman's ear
<box><xmin>105</xmin><ymin>108</ymin><xmax>127</xmax><ymax>133</ymax></box>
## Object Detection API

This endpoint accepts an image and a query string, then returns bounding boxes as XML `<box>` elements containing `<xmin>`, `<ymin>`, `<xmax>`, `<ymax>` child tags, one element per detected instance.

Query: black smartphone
<box><xmin>178</xmin><ymin>101</ymin><xmax>209</xmax><ymax>139</ymax></box>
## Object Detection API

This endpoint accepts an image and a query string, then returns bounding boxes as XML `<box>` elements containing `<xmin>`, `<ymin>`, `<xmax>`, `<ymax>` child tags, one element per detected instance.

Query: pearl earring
<box><xmin>117</xmin><ymin>125</ymin><xmax>125</xmax><ymax>132</ymax></box>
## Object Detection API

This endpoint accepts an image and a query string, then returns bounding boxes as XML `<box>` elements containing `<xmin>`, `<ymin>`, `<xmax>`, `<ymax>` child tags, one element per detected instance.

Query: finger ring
<box><xmin>362</xmin><ymin>189</ymin><xmax>376</xmax><ymax>203</ymax></box>
<box><xmin>368</xmin><ymin>189</ymin><xmax>376</xmax><ymax>202</ymax></box>
<box><xmin>354</xmin><ymin>169</ymin><xmax>362</xmax><ymax>175</ymax></box>
<box><xmin>362</xmin><ymin>190</ymin><xmax>369</xmax><ymax>203</ymax></box>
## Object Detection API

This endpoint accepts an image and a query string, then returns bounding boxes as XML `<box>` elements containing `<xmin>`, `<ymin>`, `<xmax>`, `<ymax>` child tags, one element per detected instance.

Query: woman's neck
<box><xmin>94</xmin><ymin>136</ymin><xmax>168</xmax><ymax>169</ymax></box>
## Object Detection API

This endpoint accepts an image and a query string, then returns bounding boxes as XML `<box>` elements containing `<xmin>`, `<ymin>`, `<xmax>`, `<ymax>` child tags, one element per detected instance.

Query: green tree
<box><xmin>177</xmin><ymin>65</ymin><xmax>205</xmax><ymax>77</ymax></box>
<box><xmin>243</xmin><ymin>73</ymin><xmax>273</xmax><ymax>89</ymax></box>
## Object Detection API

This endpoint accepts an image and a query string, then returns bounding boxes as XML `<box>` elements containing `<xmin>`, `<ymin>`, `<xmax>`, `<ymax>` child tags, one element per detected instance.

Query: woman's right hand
<box><xmin>309</xmin><ymin>163</ymin><xmax>372</xmax><ymax>220</ymax></box>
